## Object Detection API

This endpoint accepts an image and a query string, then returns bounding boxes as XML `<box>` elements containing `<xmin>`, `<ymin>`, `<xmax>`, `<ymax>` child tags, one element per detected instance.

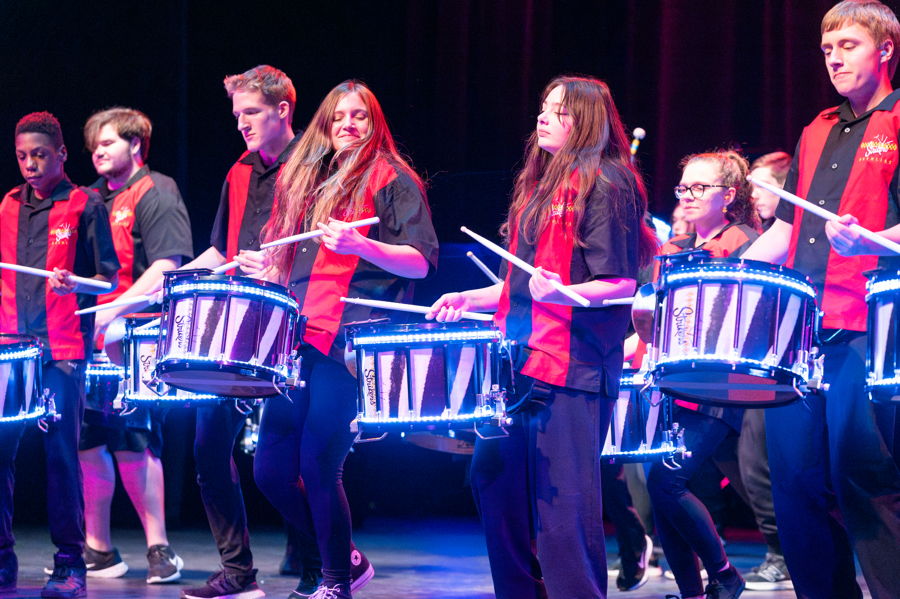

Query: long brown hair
<box><xmin>265</xmin><ymin>80</ymin><xmax>426</xmax><ymax>276</ymax></box>
<box><xmin>504</xmin><ymin>75</ymin><xmax>656</xmax><ymax>268</ymax></box>
<box><xmin>680</xmin><ymin>150</ymin><xmax>760</xmax><ymax>231</ymax></box>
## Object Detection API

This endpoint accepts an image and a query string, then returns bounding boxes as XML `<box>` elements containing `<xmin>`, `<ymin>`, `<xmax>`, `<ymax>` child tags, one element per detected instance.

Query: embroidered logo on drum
<box><xmin>52</xmin><ymin>223</ymin><xmax>74</xmax><ymax>245</ymax></box>
<box><xmin>860</xmin><ymin>133</ymin><xmax>898</xmax><ymax>164</ymax></box>
<box><xmin>671</xmin><ymin>288</ymin><xmax>697</xmax><ymax>357</ymax></box>
<box><xmin>174</xmin><ymin>315</ymin><xmax>192</xmax><ymax>352</ymax></box>
<box><xmin>113</xmin><ymin>207</ymin><xmax>133</xmax><ymax>226</ymax></box>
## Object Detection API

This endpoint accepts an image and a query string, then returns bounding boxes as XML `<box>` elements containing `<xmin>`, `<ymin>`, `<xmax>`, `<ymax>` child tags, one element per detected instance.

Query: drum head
<box><xmin>653</xmin><ymin>361</ymin><xmax>805</xmax><ymax>408</ymax></box>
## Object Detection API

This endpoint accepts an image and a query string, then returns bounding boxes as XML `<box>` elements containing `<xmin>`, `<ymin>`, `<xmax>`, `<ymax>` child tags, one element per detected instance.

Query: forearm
<box><xmin>102</xmin><ymin>258</ymin><xmax>181</xmax><ymax>318</ymax></box>
<box><xmin>356</xmin><ymin>239</ymin><xmax>430</xmax><ymax>279</ymax></box>
<box><xmin>741</xmin><ymin>218</ymin><xmax>792</xmax><ymax>264</ymax></box>
<box><xmin>181</xmin><ymin>246</ymin><xmax>227</xmax><ymax>271</ymax></box>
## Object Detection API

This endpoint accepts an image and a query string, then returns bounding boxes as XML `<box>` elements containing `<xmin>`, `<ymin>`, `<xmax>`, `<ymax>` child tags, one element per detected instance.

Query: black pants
<box><xmin>0</xmin><ymin>360</ymin><xmax>86</xmax><ymax>558</ymax></box>
<box><xmin>736</xmin><ymin>408</ymin><xmax>781</xmax><ymax>555</ymax></box>
<box><xmin>471</xmin><ymin>384</ymin><xmax>614</xmax><ymax>599</ymax></box>
<box><xmin>766</xmin><ymin>332</ymin><xmax>900</xmax><ymax>599</ymax></box>
<box><xmin>254</xmin><ymin>350</ymin><xmax>357</xmax><ymax>588</ymax></box>
<box><xmin>648</xmin><ymin>408</ymin><xmax>732</xmax><ymax>599</ymax></box>
<box><xmin>600</xmin><ymin>462</ymin><xmax>646</xmax><ymax>571</ymax></box>
<box><xmin>194</xmin><ymin>401</ymin><xmax>254</xmax><ymax>574</ymax></box>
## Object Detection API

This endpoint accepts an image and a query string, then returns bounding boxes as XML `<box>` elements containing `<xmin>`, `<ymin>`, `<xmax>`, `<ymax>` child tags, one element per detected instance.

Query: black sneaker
<box><xmin>705</xmin><ymin>566</ymin><xmax>746</xmax><ymax>599</ymax></box>
<box><xmin>309</xmin><ymin>584</ymin><xmax>351</xmax><ymax>599</ymax></box>
<box><xmin>147</xmin><ymin>544</ymin><xmax>184</xmax><ymax>584</ymax></box>
<box><xmin>180</xmin><ymin>569</ymin><xmax>265</xmax><ymax>599</ymax></box>
<box><xmin>349</xmin><ymin>547</ymin><xmax>374</xmax><ymax>592</ymax></box>
<box><xmin>743</xmin><ymin>553</ymin><xmax>792</xmax><ymax>591</ymax></box>
<box><xmin>617</xmin><ymin>535</ymin><xmax>652</xmax><ymax>591</ymax></box>
<box><xmin>43</xmin><ymin>545</ymin><xmax>128</xmax><ymax>579</ymax></box>
<box><xmin>0</xmin><ymin>550</ymin><xmax>16</xmax><ymax>594</ymax></box>
<box><xmin>41</xmin><ymin>553</ymin><xmax>87</xmax><ymax>598</ymax></box>
<box><xmin>288</xmin><ymin>568</ymin><xmax>323</xmax><ymax>598</ymax></box>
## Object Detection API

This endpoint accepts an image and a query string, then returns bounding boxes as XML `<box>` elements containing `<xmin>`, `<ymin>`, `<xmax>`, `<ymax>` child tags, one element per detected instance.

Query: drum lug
<box><xmin>38</xmin><ymin>394</ymin><xmax>60</xmax><ymax>433</ymax></box>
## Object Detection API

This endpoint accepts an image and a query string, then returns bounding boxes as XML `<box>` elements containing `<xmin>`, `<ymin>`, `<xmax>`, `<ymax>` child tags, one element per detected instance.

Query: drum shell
<box><xmin>155</xmin><ymin>271</ymin><xmax>300</xmax><ymax>398</ymax></box>
<box><xmin>866</xmin><ymin>269</ymin><xmax>900</xmax><ymax>402</ymax></box>
<box><xmin>346</xmin><ymin>321</ymin><xmax>504</xmax><ymax>433</ymax></box>
<box><xmin>0</xmin><ymin>334</ymin><xmax>45</xmax><ymax>423</ymax></box>
<box><xmin>650</xmin><ymin>257</ymin><xmax>817</xmax><ymax>408</ymax></box>
<box><xmin>602</xmin><ymin>372</ymin><xmax>675</xmax><ymax>463</ymax></box>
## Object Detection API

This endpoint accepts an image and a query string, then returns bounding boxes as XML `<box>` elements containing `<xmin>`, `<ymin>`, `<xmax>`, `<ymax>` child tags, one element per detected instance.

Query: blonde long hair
<box><xmin>264</xmin><ymin>80</ymin><xmax>426</xmax><ymax>276</ymax></box>
<box><xmin>504</xmin><ymin>75</ymin><xmax>656</xmax><ymax>268</ymax></box>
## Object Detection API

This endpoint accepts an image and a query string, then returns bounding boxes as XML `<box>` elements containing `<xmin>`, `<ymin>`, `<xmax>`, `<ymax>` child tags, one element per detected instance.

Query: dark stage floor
<box><xmin>4</xmin><ymin>518</ymin><xmax>872</xmax><ymax>598</ymax></box>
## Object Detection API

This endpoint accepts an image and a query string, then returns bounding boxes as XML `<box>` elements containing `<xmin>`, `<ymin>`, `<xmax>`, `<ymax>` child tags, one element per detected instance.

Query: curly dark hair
<box><xmin>680</xmin><ymin>149</ymin><xmax>760</xmax><ymax>231</ymax></box>
<box><xmin>16</xmin><ymin>112</ymin><xmax>64</xmax><ymax>148</ymax></box>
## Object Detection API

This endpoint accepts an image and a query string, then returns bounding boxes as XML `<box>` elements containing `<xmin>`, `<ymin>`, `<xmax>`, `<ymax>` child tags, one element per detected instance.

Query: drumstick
<box><xmin>602</xmin><ymin>297</ymin><xmax>635</xmax><ymax>306</ymax></box>
<box><xmin>747</xmin><ymin>175</ymin><xmax>900</xmax><ymax>255</ymax></box>
<box><xmin>460</xmin><ymin>226</ymin><xmax>591</xmax><ymax>308</ymax></box>
<box><xmin>74</xmin><ymin>294</ymin><xmax>154</xmax><ymax>315</ymax></box>
<box><xmin>466</xmin><ymin>251</ymin><xmax>502</xmax><ymax>284</ymax></box>
<box><xmin>212</xmin><ymin>216</ymin><xmax>381</xmax><ymax>274</ymax></box>
<box><xmin>134</xmin><ymin>318</ymin><xmax>161</xmax><ymax>332</ymax></box>
<box><xmin>340</xmin><ymin>296</ymin><xmax>495</xmax><ymax>322</ymax></box>
<box><xmin>0</xmin><ymin>262</ymin><xmax>112</xmax><ymax>289</ymax></box>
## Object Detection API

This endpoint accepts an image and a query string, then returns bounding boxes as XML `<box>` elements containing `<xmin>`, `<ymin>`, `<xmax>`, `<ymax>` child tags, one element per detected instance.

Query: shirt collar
<box><xmin>241</xmin><ymin>130</ymin><xmax>303</xmax><ymax>175</ymax></box>
<box><xmin>835</xmin><ymin>88</ymin><xmax>900</xmax><ymax>123</ymax></box>
<box><xmin>18</xmin><ymin>176</ymin><xmax>75</xmax><ymax>207</ymax></box>
<box><xmin>669</xmin><ymin>220</ymin><xmax>742</xmax><ymax>250</ymax></box>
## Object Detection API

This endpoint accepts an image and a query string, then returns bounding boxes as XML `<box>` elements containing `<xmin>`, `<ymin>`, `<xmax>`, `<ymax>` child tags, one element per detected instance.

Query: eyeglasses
<box><xmin>674</xmin><ymin>184</ymin><xmax>730</xmax><ymax>200</ymax></box>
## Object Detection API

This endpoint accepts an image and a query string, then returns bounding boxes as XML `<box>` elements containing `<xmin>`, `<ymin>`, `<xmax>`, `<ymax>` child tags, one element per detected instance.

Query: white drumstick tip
<box><xmin>632</xmin><ymin>127</ymin><xmax>646</xmax><ymax>140</ymax></box>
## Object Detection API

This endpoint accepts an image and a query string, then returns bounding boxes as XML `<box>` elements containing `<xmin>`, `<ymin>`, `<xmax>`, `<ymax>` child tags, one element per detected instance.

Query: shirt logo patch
<box><xmin>859</xmin><ymin>133</ymin><xmax>898</xmax><ymax>163</ymax></box>
<box><xmin>338</xmin><ymin>205</ymin><xmax>375</xmax><ymax>221</ymax></box>
<box><xmin>113</xmin><ymin>207</ymin><xmax>133</xmax><ymax>226</ymax></box>
<box><xmin>53</xmin><ymin>223</ymin><xmax>74</xmax><ymax>244</ymax></box>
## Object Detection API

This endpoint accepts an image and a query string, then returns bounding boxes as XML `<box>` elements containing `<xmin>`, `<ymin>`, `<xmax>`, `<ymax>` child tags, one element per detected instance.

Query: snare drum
<box><xmin>648</xmin><ymin>255</ymin><xmax>819</xmax><ymax>407</ymax></box>
<box><xmin>866</xmin><ymin>269</ymin><xmax>900</xmax><ymax>402</ymax></box>
<box><xmin>602</xmin><ymin>370</ymin><xmax>685</xmax><ymax>463</ymax></box>
<box><xmin>0</xmin><ymin>334</ymin><xmax>53</xmax><ymax>424</ymax></box>
<box><xmin>155</xmin><ymin>271</ymin><xmax>302</xmax><ymax>398</ymax></box>
<box><xmin>123</xmin><ymin>314</ymin><xmax>221</xmax><ymax>407</ymax></box>
<box><xmin>85</xmin><ymin>351</ymin><xmax>124</xmax><ymax>413</ymax></box>
<box><xmin>345</xmin><ymin>321</ymin><xmax>507</xmax><ymax>434</ymax></box>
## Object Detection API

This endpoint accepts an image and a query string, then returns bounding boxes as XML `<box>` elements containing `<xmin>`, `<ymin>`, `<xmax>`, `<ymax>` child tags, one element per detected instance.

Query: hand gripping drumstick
<box><xmin>212</xmin><ymin>217</ymin><xmax>381</xmax><ymax>274</ymax></box>
<box><xmin>340</xmin><ymin>297</ymin><xmax>495</xmax><ymax>322</ymax></box>
<box><xmin>0</xmin><ymin>262</ymin><xmax>112</xmax><ymax>290</ymax></box>
<box><xmin>747</xmin><ymin>175</ymin><xmax>900</xmax><ymax>255</ymax></box>
<box><xmin>466</xmin><ymin>251</ymin><xmax>502</xmax><ymax>285</ymax></box>
<box><xmin>460</xmin><ymin>226</ymin><xmax>591</xmax><ymax>308</ymax></box>
<box><xmin>75</xmin><ymin>293</ymin><xmax>155</xmax><ymax>315</ymax></box>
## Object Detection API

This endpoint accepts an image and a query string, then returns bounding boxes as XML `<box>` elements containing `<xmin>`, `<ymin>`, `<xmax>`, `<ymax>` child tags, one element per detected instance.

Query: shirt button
<box><xmin>302</xmin><ymin>248</ymin><xmax>307</xmax><ymax>253</ymax></box>
<box><xmin>255</xmin><ymin>209</ymin><xmax>261</xmax><ymax>214</ymax></box>
<box><xmin>27</xmin><ymin>239</ymin><xmax>33</xmax><ymax>245</ymax></box>
<box><xmin>844</xmin><ymin>127</ymin><xmax>850</xmax><ymax>133</ymax></box>
<box><xmin>247</xmin><ymin>239</ymin><xmax>253</xmax><ymax>246</ymax></box>
<box><xmin>24</xmin><ymin>295</ymin><xmax>30</xmax><ymax>301</ymax></box>
<box><xmin>819</xmin><ymin>200</ymin><xmax>825</xmax><ymax>205</ymax></box>
<box><xmin>512</xmin><ymin>301</ymin><xmax>518</xmax><ymax>307</ymax></box>
<box><xmin>291</xmin><ymin>282</ymin><xmax>297</xmax><ymax>287</ymax></box>
<box><xmin>831</xmin><ymin>164</ymin><xmax>838</xmax><ymax>169</ymax></box>
<box><xmin>809</xmin><ymin>238</ymin><xmax>816</xmax><ymax>244</ymax></box>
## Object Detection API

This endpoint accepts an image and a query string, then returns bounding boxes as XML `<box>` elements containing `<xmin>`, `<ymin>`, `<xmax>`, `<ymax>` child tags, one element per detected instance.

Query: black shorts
<box><xmin>79</xmin><ymin>407</ymin><xmax>165</xmax><ymax>458</ymax></box>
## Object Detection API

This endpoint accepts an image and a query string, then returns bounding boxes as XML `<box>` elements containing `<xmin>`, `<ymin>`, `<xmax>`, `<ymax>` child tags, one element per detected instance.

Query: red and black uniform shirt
<box><xmin>633</xmin><ymin>222</ymin><xmax>759</xmax><ymax>431</ymax></box>
<box><xmin>776</xmin><ymin>89</ymin><xmax>900</xmax><ymax>332</ymax></box>
<box><xmin>494</xmin><ymin>163</ymin><xmax>645</xmax><ymax>396</ymax></box>
<box><xmin>286</xmin><ymin>158</ymin><xmax>439</xmax><ymax>362</ymax></box>
<box><xmin>0</xmin><ymin>177</ymin><xmax>120</xmax><ymax>360</ymax></box>
<box><xmin>211</xmin><ymin>132</ymin><xmax>303</xmax><ymax>275</ymax></box>
<box><xmin>93</xmin><ymin>165</ymin><xmax>193</xmax><ymax>304</ymax></box>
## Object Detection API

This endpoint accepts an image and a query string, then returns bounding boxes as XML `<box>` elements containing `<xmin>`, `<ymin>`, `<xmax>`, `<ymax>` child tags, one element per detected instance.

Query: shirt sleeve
<box><xmin>135</xmin><ymin>176</ymin><xmax>194</xmax><ymax>264</ymax></box>
<box><xmin>210</xmin><ymin>178</ymin><xmax>230</xmax><ymax>252</ymax></box>
<box><xmin>77</xmin><ymin>189</ymin><xmax>121</xmax><ymax>279</ymax></box>
<box><xmin>580</xmin><ymin>165</ymin><xmax>643</xmax><ymax>282</ymax></box>
<box><xmin>774</xmin><ymin>139</ymin><xmax>803</xmax><ymax>224</ymax></box>
<box><xmin>374</xmin><ymin>170</ymin><xmax>440</xmax><ymax>278</ymax></box>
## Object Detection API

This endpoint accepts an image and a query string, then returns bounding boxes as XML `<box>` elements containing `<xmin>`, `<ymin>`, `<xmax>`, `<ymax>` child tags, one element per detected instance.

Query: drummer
<box><xmin>428</xmin><ymin>75</ymin><xmax>657</xmax><ymax>599</ymax></box>
<box><xmin>1</xmin><ymin>112</ymin><xmax>120</xmax><ymax>598</ymax></box>
<box><xmin>741</xmin><ymin>2</ymin><xmax>900</xmax><ymax>597</ymax></box>
<box><xmin>239</xmin><ymin>79</ymin><xmax>438</xmax><ymax>599</ymax></box>
<box><xmin>78</xmin><ymin>106</ymin><xmax>192</xmax><ymax>583</ymax></box>
<box><xmin>638</xmin><ymin>150</ymin><xmax>759</xmax><ymax>599</ymax></box>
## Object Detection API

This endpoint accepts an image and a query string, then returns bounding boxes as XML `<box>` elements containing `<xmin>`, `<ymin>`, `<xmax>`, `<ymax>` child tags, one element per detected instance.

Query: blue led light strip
<box><xmin>0</xmin><ymin>406</ymin><xmax>47</xmax><ymax>423</ymax></box>
<box><xmin>359</xmin><ymin>413</ymin><xmax>488</xmax><ymax>424</ymax></box>
<box><xmin>0</xmin><ymin>347</ymin><xmax>41</xmax><ymax>363</ymax></box>
<box><xmin>353</xmin><ymin>329</ymin><xmax>501</xmax><ymax>346</ymax></box>
<box><xmin>87</xmin><ymin>365</ymin><xmax>125</xmax><ymax>377</ymax></box>
<box><xmin>868</xmin><ymin>278</ymin><xmax>900</xmax><ymax>296</ymax></box>
<box><xmin>125</xmin><ymin>393</ymin><xmax>221</xmax><ymax>402</ymax></box>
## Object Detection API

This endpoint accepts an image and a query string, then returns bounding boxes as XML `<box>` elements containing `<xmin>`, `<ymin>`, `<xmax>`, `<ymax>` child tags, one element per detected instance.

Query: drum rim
<box><xmin>0</xmin><ymin>333</ymin><xmax>42</xmax><ymax>362</ymax></box>
<box><xmin>163</xmin><ymin>271</ymin><xmax>300</xmax><ymax>312</ymax></box>
<box><xmin>658</xmin><ymin>257</ymin><xmax>817</xmax><ymax>296</ymax></box>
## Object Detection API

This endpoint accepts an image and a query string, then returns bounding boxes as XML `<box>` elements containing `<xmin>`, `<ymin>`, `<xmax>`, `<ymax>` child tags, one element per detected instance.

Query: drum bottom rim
<box><xmin>652</xmin><ymin>361</ymin><xmax>807</xmax><ymax>408</ymax></box>
<box><xmin>156</xmin><ymin>360</ymin><xmax>286</xmax><ymax>399</ymax></box>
